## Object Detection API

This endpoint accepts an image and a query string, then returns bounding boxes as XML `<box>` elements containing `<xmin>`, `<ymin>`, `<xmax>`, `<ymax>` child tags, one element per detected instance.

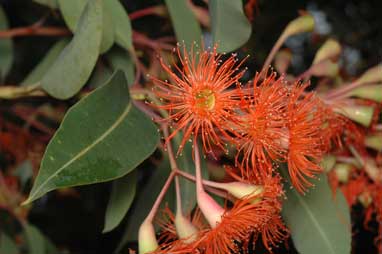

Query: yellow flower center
<box><xmin>195</xmin><ymin>89</ymin><xmax>216</xmax><ymax>111</ymax></box>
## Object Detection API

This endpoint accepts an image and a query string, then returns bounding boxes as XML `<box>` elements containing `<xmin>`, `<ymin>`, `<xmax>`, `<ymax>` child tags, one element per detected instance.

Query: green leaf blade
<box><xmin>209</xmin><ymin>0</ymin><xmax>252</xmax><ymax>52</ymax></box>
<box><xmin>282</xmin><ymin>174</ymin><xmax>351</xmax><ymax>254</ymax></box>
<box><xmin>164</xmin><ymin>0</ymin><xmax>202</xmax><ymax>48</ymax></box>
<box><xmin>25</xmin><ymin>71</ymin><xmax>159</xmax><ymax>204</ymax></box>
<box><xmin>43</xmin><ymin>0</ymin><xmax>103</xmax><ymax>99</ymax></box>
<box><xmin>103</xmin><ymin>170</ymin><xmax>137</xmax><ymax>233</ymax></box>
<box><xmin>0</xmin><ymin>7</ymin><xmax>13</xmax><ymax>80</ymax></box>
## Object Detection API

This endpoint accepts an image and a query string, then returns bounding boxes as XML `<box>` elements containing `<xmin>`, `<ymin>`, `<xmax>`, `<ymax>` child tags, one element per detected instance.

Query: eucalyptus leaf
<box><xmin>173</xmin><ymin>135</ymin><xmax>208</xmax><ymax>215</ymax></box>
<box><xmin>42</xmin><ymin>0</ymin><xmax>102</xmax><ymax>99</ymax></box>
<box><xmin>23</xmin><ymin>224</ymin><xmax>46</xmax><ymax>254</ymax></box>
<box><xmin>209</xmin><ymin>0</ymin><xmax>252</xmax><ymax>52</ymax></box>
<box><xmin>22</xmin><ymin>39</ymin><xmax>69</xmax><ymax>85</ymax></box>
<box><xmin>105</xmin><ymin>0</ymin><xmax>134</xmax><ymax>51</ymax></box>
<box><xmin>0</xmin><ymin>233</ymin><xmax>18</xmax><ymax>254</ymax></box>
<box><xmin>103</xmin><ymin>170</ymin><xmax>137</xmax><ymax>233</ymax></box>
<box><xmin>116</xmin><ymin>156</ymin><xmax>175</xmax><ymax>249</ymax></box>
<box><xmin>282</xmin><ymin>173</ymin><xmax>351</xmax><ymax>254</ymax></box>
<box><xmin>33</xmin><ymin>0</ymin><xmax>58</xmax><ymax>9</ymax></box>
<box><xmin>164</xmin><ymin>0</ymin><xmax>202</xmax><ymax>48</ymax></box>
<box><xmin>24</xmin><ymin>71</ymin><xmax>159</xmax><ymax>204</ymax></box>
<box><xmin>0</xmin><ymin>7</ymin><xmax>13</xmax><ymax>80</ymax></box>
<box><xmin>106</xmin><ymin>47</ymin><xmax>135</xmax><ymax>86</ymax></box>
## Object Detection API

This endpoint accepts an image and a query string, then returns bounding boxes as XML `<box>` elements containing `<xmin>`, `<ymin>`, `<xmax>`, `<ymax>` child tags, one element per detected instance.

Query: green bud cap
<box><xmin>365</xmin><ymin>133</ymin><xmax>382</xmax><ymax>151</ymax></box>
<box><xmin>310</xmin><ymin>59</ymin><xmax>339</xmax><ymax>77</ymax></box>
<box><xmin>355</xmin><ymin>65</ymin><xmax>382</xmax><ymax>84</ymax></box>
<box><xmin>138</xmin><ymin>220</ymin><xmax>158</xmax><ymax>254</ymax></box>
<box><xmin>335</xmin><ymin>105</ymin><xmax>374</xmax><ymax>127</ymax></box>
<box><xmin>223</xmin><ymin>182</ymin><xmax>264</xmax><ymax>200</ymax></box>
<box><xmin>284</xmin><ymin>13</ymin><xmax>315</xmax><ymax>37</ymax></box>
<box><xmin>333</xmin><ymin>163</ymin><xmax>352</xmax><ymax>183</ymax></box>
<box><xmin>175</xmin><ymin>212</ymin><xmax>198</xmax><ymax>243</ymax></box>
<box><xmin>349</xmin><ymin>85</ymin><xmax>382</xmax><ymax>103</ymax></box>
<box><xmin>313</xmin><ymin>39</ymin><xmax>341</xmax><ymax>64</ymax></box>
<box><xmin>321</xmin><ymin>155</ymin><xmax>337</xmax><ymax>173</ymax></box>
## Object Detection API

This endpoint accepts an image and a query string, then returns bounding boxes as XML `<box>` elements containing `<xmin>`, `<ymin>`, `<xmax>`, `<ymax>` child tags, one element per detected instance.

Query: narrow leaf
<box><xmin>23</xmin><ymin>224</ymin><xmax>46</xmax><ymax>254</ymax></box>
<box><xmin>173</xmin><ymin>135</ymin><xmax>208</xmax><ymax>214</ymax></box>
<box><xmin>116</xmin><ymin>157</ymin><xmax>175</xmax><ymax>248</ymax></box>
<box><xmin>24</xmin><ymin>71</ymin><xmax>159</xmax><ymax>204</ymax></box>
<box><xmin>0</xmin><ymin>7</ymin><xmax>13</xmax><ymax>80</ymax></box>
<box><xmin>105</xmin><ymin>0</ymin><xmax>134</xmax><ymax>51</ymax></box>
<box><xmin>103</xmin><ymin>170</ymin><xmax>137</xmax><ymax>233</ymax></box>
<box><xmin>42</xmin><ymin>0</ymin><xmax>102</xmax><ymax>99</ymax></box>
<box><xmin>209</xmin><ymin>0</ymin><xmax>251</xmax><ymax>52</ymax></box>
<box><xmin>33</xmin><ymin>0</ymin><xmax>58</xmax><ymax>9</ymax></box>
<box><xmin>282</xmin><ymin>174</ymin><xmax>351</xmax><ymax>254</ymax></box>
<box><xmin>0</xmin><ymin>233</ymin><xmax>18</xmax><ymax>254</ymax></box>
<box><xmin>22</xmin><ymin>39</ymin><xmax>69</xmax><ymax>85</ymax></box>
<box><xmin>164</xmin><ymin>0</ymin><xmax>202</xmax><ymax>47</ymax></box>
<box><xmin>107</xmin><ymin>47</ymin><xmax>135</xmax><ymax>86</ymax></box>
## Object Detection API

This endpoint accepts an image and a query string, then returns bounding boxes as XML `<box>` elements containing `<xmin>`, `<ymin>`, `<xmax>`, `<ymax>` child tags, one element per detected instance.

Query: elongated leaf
<box><xmin>116</xmin><ymin>157</ymin><xmax>175</xmax><ymax>248</ymax></box>
<box><xmin>164</xmin><ymin>0</ymin><xmax>202</xmax><ymax>47</ymax></box>
<box><xmin>0</xmin><ymin>7</ymin><xmax>13</xmax><ymax>80</ymax></box>
<box><xmin>24</xmin><ymin>71</ymin><xmax>159</xmax><ymax>204</ymax></box>
<box><xmin>105</xmin><ymin>0</ymin><xmax>133</xmax><ymax>51</ymax></box>
<box><xmin>209</xmin><ymin>0</ymin><xmax>251</xmax><ymax>52</ymax></box>
<box><xmin>0</xmin><ymin>233</ymin><xmax>18</xmax><ymax>254</ymax></box>
<box><xmin>282</xmin><ymin>174</ymin><xmax>351</xmax><ymax>254</ymax></box>
<box><xmin>58</xmin><ymin>0</ymin><xmax>115</xmax><ymax>54</ymax></box>
<box><xmin>173</xmin><ymin>135</ymin><xmax>208</xmax><ymax>214</ymax></box>
<box><xmin>107</xmin><ymin>47</ymin><xmax>135</xmax><ymax>86</ymax></box>
<box><xmin>33</xmin><ymin>0</ymin><xmax>58</xmax><ymax>9</ymax></box>
<box><xmin>22</xmin><ymin>39</ymin><xmax>69</xmax><ymax>85</ymax></box>
<box><xmin>23</xmin><ymin>224</ymin><xmax>45</xmax><ymax>254</ymax></box>
<box><xmin>103</xmin><ymin>170</ymin><xmax>137</xmax><ymax>233</ymax></box>
<box><xmin>42</xmin><ymin>0</ymin><xmax>102</xmax><ymax>99</ymax></box>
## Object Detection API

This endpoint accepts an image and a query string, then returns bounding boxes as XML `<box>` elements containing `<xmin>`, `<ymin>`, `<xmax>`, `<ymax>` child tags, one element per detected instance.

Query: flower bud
<box><xmin>365</xmin><ymin>133</ymin><xmax>382</xmax><ymax>151</ymax></box>
<box><xmin>275</xmin><ymin>49</ymin><xmax>292</xmax><ymax>73</ymax></box>
<box><xmin>310</xmin><ymin>59</ymin><xmax>339</xmax><ymax>77</ymax></box>
<box><xmin>313</xmin><ymin>39</ymin><xmax>341</xmax><ymax>64</ymax></box>
<box><xmin>334</xmin><ymin>105</ymin><xmax>374</xmax><ymax>127</ymax></box>
<box><xmin>333</xmin><ymin>163</ymin><xmax>352</xmax><ymax>183</ymax></box>
<box><xmin>175</xmin><ymin>212</ymin><xmax>198</xmax><ymax>243</ymax></box>
<box><xmin>284</xmin><ymin>13</ymin><xmax>315</xmax><ymax>37</ymax></box>
<box><xmin>355</xmin><ymin>64</ymin><xmax>382</xmax><ymax>84</ymax></box>
<box><xmin>222</xmin><ymin>182</ymin><xmax>264</xmax><ymax>200</ymax></box>
<box><xmin>138</xmin><ymin>220</ymin><xmax>158</xmax><ymax>254</ymax></box>
<box><xmin>320</xmin><ymin>155</ymin><xmax>336</xmax><ymax>173</ymax></box>
<box><xmin>349</xmin><ymin>85</ymin><xmax>382</xmax><ymax>103</ymax></box>
<box><xmin>358</xmin><ymin>191</ymin><xmax>372</xmax><ymax>208</ymax></box>
<box><xmin>197</xmin><ymin>190</ymin><xmax>225</xmax><ymax>228</ymax></box>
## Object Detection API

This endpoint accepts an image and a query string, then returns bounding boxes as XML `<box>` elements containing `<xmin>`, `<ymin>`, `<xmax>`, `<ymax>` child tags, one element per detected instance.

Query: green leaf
<box><xmin>105</xmin><ymin>0</ymin><xmax>134</xmax><ymax>51</ymax></box>
<box><xmin>58</xmin><ymin>0</ymin><xmax>115</xmax><ymax>54</ymax></box>
<box><xmin>209</xmin><ymin>0</ymin><xmax>252</xmax><ymax>52</ymax></box>
<box><xmin>281</xmin><ymin>173</ymin><xmax>351</xmax><ymax>254</ymax></box>
<box><xmin>116</xmin><ymin>157</ymin><xmax>175</xmax><ymax>249</ymax></box>
<box><xmin>164</xmin><ymin>0</ymin><xmax>202</xmax><ymax>48</ymax></box>
<box><xmin>13</xmin><ymin>160</ymin><xmax>34</xmax><ymax>188</ymax></box>
<box><xmin>23</xmin><ymin>224</ymin><xmax>46</xmax><ymax>254</ymax></box>
<box><xmin>106</xmin><ymin>47</ymin><xmax>135</xmax><ymax>86</ymax></box>
<box><xmin>24</xmin><ymin>71</ymin><xmax>159</xmax><ymax>204</ymax></box>
<box><xmin>42</xmin><ymin>0</ymin><xmax>102</xmax><ymax>99</ymax></box>
<box><xmin>103</xmin><ymin>170</ymin><xmax>137</xmax><ymax>233</ymax></box>
<box><xmin>0</xmin><ymin>7</ymin><xmax>13</xmax><ymax>80</ymax></box>
<box><xmin>33</xmin><ymin>0</ymin><xmax>58</xmax><ymax>9</ymax></box>
<box><xmin>22</xmin><ymin>39</ymin><xmax>69</xmax><ymax>85</ymax></box>
<box><xmin>0</xmin><ymin>233</ymin><xmax>18</xmax><ymax>254</ymax></box>
<box><xmin>173</xmin><ymin>135</ymin><xmax>208</xmax><ymax>215</ymax></box>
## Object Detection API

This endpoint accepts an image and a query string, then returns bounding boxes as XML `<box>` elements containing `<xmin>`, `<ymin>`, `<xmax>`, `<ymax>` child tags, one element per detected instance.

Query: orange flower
<box><xmin>286</xmin><ymin>83</ymin><xmax>326</xmax><ymax>193</ymax></box>
<box><xmin>151</xmin><ymin>44</ymin><xmax>246</xmax><ymax>155</ymax></box>
<box><xmin>235</xmin><ymin>71</ymin><xmax>289</xmax><ymax>179</ymax></box>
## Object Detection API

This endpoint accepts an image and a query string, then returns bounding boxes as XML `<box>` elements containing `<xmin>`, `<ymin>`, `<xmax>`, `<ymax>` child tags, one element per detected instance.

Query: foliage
<box><xmin>0</xmin><ymin>0</ymin><xmax>381</xmax><ymax>253</ymax></box>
